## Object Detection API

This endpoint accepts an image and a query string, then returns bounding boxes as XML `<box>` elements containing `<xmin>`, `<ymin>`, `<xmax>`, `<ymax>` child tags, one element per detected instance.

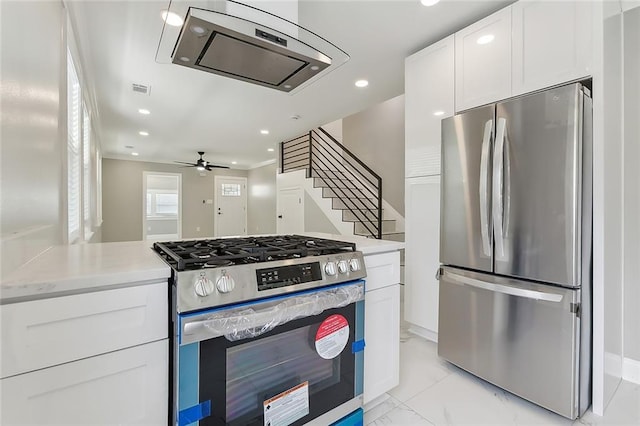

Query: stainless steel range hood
<box><xmin>159</xmin><ymin>1</ymin><xmax>348</xmax><ymax>93</ymax></box>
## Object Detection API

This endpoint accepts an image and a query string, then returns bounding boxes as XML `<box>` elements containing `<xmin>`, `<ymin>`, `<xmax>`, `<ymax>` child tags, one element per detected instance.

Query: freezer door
<box><xmin>440</xmin><ymin>105</ymin><xmax>494</xmax><ymax>273</ymax></box>
<box><xmin>493</xmin><ymin>83</ymin><xmax>588</xmax><ymax>287</ymax></box>
<box><xmin>437</xmin><ymin>267</ymin><xmax>585</xmax><ymax>419</ymax></box>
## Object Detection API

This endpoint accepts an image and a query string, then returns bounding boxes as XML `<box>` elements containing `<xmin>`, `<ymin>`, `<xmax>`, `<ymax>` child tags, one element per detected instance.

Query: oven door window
<box><xmin>181</xmin><ymin>304</ymin><xmax>358</xmax><ymax>426</ymax></box>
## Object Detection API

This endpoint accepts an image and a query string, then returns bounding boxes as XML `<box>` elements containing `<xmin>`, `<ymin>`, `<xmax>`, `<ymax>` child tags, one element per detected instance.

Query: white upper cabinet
<box><xmin>512</xmin><ymin>1</ymin><xmax>593</xmax><ymax>96</ymax></box>
<box><xmin>405</xmin><ymin>35</ymin><xmax>454</xmax><ymax>177</ymax></box>
<box><xmin>455</xmin><ymin>6</ymin><xmax>512</xmax><ymax>112</ymax></box>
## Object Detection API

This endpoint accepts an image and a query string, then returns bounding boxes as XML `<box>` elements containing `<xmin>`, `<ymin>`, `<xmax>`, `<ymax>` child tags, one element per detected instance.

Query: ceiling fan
<box><xmin>174</xmin><ymin>151</ymin><xmax>229</xmax><ymax>170</ymax></box>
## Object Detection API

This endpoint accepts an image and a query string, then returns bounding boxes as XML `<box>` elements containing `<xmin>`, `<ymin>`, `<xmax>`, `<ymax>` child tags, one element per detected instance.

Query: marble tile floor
<box><xmin>364</xmin><ymin>330</ymin><xmax>640</xmax><ymax>426</ymax></box>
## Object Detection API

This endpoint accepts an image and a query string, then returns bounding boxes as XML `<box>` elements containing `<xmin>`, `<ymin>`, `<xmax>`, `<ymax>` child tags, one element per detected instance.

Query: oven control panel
<box><xmin>257</xmin><ymin>262</ymin><xmax>322</xmax><ymax>291</ymax></box>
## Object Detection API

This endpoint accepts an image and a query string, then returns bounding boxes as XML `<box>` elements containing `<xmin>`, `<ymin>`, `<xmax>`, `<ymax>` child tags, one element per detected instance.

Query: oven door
<box><xmin>175</xmin><ymin>281</ymin><xmax>365</xmax><ymax>426</ymax></box>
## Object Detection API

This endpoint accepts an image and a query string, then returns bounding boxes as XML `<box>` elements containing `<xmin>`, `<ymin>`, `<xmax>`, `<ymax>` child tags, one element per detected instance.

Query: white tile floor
<box><xmin>364</xmin><ymin>322</ymin><xmax>640</xmax><ymax>425</ymax></box>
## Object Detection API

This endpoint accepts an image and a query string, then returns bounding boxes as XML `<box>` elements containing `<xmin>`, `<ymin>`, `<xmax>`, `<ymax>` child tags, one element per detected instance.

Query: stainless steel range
<box><xmin>154</xmin><ymin>235</ymin><xmax>367</xmax><ymax>426</ymax></box>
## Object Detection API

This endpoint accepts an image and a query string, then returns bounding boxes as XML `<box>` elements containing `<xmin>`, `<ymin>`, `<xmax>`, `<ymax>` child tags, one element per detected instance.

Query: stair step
<box><xmin>314</xmin><ymin>177</ymin><xmax>362</xmax><ymax>190</ymax></box>
<box><xmin>354</xmin><ymin>231</ymin><xmax>405</xmax><ymax>241</ymax></box>
<box><xmin>311</xmin><ymin>169</ymin><xmax>352</xmax><ymax>180</ymax></box>
<box><xmin>332</xmin><ymin>197</ymin><xmax>378</xmax><ymax>211</ymax></box>
<box><xmin>342</xmin><ymin>209</ymin><xmax>384</xmax><ymax>222</ymax></box>
<box><xmin>354</xmin><ymin>219</ymin><xmax>396</xmax><ymax>235</ymax></box>
<box><xmin>322</xmin><ymin>187</ymin><xmax>377</xmax><ymax>199</ymax></box>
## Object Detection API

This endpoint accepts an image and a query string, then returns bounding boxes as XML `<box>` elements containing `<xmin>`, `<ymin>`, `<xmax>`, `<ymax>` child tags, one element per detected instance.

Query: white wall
<box><xmin>1</xmin><ymin>1</ymin><xmax>66</xmax><ymax>278</ymax></box>
<box><xmin>247</xmin><ymin>162</ymin><xmax>277</xmax><ymax>235</ymax></box>
<box><xmin>623</xmin><ymin>5</ymin><xmax>640</xmax><ymax>366</ymax></box>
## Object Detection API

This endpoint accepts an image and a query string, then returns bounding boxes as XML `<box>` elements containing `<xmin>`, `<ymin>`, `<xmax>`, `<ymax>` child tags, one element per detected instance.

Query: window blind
<box><xmin>67</xmin><ymin>50</ymin><xmax>82</xmax><ymax>243</ymax></box>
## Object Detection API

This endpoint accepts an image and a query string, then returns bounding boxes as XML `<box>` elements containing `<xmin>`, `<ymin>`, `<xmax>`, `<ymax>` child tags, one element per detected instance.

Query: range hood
<box><xmin>157</xmin><ymin>1</ymin><xmax>349</xmax><ymax>93</ymax></box>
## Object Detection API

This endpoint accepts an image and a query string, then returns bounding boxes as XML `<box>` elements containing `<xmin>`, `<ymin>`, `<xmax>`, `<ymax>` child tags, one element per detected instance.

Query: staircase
<box><xmin>280</xmin><ymin>127</ymin><xmax>403</xmax><ymax>240</ymax></box>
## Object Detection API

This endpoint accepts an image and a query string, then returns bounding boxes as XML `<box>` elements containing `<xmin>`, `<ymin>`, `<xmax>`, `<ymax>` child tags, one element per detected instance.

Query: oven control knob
<box><xmin>194</xmin><ymin>276</ymin><xmax>215</xmax><ymax>297</ymax></box>
<box><xmin>337</xmin><ymin>260</ymin><xmax>349</xmax><ymax>274</ymax></box>
<box><xmin>349</xmin><ymin>258</ymin><xmax>361</xmax><ymax>272</ymax></box>
<box><xmin>216</xmin><ymin>274</ymin><xmax>235</xmax><ymax>293</ymax></box>
<box><xmin>324</xmin><ymin>261</ymin><xmax>337</xmax><ymax>276</ymax></box>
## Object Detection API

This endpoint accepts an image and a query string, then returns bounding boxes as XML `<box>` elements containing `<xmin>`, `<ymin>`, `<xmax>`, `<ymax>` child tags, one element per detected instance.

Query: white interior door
<box><xmin>214</xmin><ymin>176</ymin><xmax>247</xmax><ymax>237</ymax></box>
<box><xmin>277</xmin><ymin>187</ymin><xmax>304</xmax><ymax>234</ymax></box>
<box><xmin>143</xmin><ymin>172</ymin><xmax>181</xmax><ymax>241</ymax></box>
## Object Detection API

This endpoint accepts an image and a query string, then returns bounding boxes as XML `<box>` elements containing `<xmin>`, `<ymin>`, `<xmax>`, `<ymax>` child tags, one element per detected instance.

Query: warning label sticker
<box><xmin>315</xmin><ymin>314</ymin><xmax>350</xmax><ymax>360</ymax></box>
<box><xmin>263</xmin><ymin>381</ymin><xmax>309</xmax><ymax>426</ymax></box>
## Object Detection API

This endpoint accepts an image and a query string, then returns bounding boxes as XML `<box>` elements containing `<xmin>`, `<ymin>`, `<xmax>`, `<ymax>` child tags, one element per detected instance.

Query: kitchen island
<box><xmin>0</xmin><ymin>234</ymin><xmax>403</xmax><ymax>424</ymax></box>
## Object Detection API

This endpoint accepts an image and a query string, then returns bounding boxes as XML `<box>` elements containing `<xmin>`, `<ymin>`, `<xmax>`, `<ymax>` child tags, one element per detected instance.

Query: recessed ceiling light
<box><xmin>139</xmin><ymin>131</ymin><xmax>149</xmax><ymax>136</ymax></box>
<box><xmin>477</xmin><ymin>34</ymin><xmax>495</xmax><ymax>45</ymax></box>
<box><xmin>420</xmin><ymin>0</ymin><xmax>440</xmax><ymax>6</ymax></box>
<box><xmin>161</xmin><ymin>10</ymin><xmax>183</xmax><ymax>27</ymax></box>
<box><xmin>260</xmin><ymin>129</ymin><xmax>269</xmax><ymax>135</ymax></box>
<box><xmin>355</xmin><ymin>79</ymin><xmax>369</xmax><ymax>88</ymax></box>
<box><xmin>310</xmin><ymin>65</ymin><xmax>320</xmax><ymax>71</ymax></box>
<box><xmin>190</xmin><ymin>25</ymin><xmax>206</xmax><ymax>34</ymax></box>
<box><xmin>231</xmin><ymin>161</ymin><xmax>237</xmax><ymax>165</ymax></box>
<box><xmin>179</xmin><ymin>56</ymin><xmax>190</xmax><ymax>62</ymax></box>
<box><xmin>138</xmin><ymin>108</ymin><xmax>150</xmax><ymax>115</ymax></box>
<box><xmin>433</xmin><ymin>111</ymin><xmax>445</xmax><ymax>116</ymax></box>
<box><xmin>268</xmin><ymin>148</ymin><xmax>275</xmax><ymax>152</ymax></box>
<box><xmin>284</xmin><ymin>84</ymin><xmax>292</xmax><ymax>89</ymax></box>
<box><xmin>131</xmin><ymin>152</ymin><xmax>139</xmax><ymax>156</ymax></box>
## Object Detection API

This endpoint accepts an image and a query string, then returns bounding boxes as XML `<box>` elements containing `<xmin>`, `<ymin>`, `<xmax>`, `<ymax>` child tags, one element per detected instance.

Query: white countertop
<box><xmin>0</xmin><ymin>234</ymin><xmax>402</xmax><ymax>304</ymax></box>
<box><xmin>300</xmin><ymin>232</ymin><xmax>405</xmax><ymax>255</ymax></box>
<box><xmin>0</xmin><ymin>241</ymin><xmax>171</xmax><ymax>304</ymax></box>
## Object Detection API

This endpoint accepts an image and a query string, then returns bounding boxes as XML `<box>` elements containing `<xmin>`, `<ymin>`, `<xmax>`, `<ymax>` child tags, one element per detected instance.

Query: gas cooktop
<box><xmin>153</xmin><ymin>235</ymin><xmax>356</xmax><ymax>272</ymax></box>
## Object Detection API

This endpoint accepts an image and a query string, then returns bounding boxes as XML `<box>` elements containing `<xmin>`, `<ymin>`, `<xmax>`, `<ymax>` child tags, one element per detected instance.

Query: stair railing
<box><xmin>280</xmin><ymin>127</ymin><xmax>383</xmax><ymax>239</ymax></box>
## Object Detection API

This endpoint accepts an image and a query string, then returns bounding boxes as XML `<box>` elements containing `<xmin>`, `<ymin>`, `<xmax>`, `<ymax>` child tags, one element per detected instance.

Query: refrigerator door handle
<box><xmin>444</xmin><ymin>270</ymin><xmax>564</xmax><ymax>303</ymax></box>
<box><xmin>479</xmin><ymin>119</ymin><xmax>493</xmax><ymax>257</ymax></box>
<box><xmin>493</xmin><ymin>117</ymin><xmax>507</xmax><ymax>259</ymax></box>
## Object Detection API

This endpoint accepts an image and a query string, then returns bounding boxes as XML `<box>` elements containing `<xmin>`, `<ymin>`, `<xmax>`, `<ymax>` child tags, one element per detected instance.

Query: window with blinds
<box><xmin>67</xmin><ymin>50</ymin><xmax>82</xmax><ymax>243</ymax></box>
<box><xmin>83</xmin><ymin>106</ymin><xmax>92</xmax><ymax>240</ymax></box>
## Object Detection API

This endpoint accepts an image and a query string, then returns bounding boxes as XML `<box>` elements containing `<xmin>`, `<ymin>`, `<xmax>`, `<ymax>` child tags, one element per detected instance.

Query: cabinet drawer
<box><xmin>363</xmin><ymin>251</ymin><xmax>400</xmax><ymax>292</ymax></box>
<box><xmin>1</xmin><ymin>282</ymin><xmax>167</xmax><ymax>378</ymax></box>
<box><xmin>0</xmin><ymin>340</ymin><xmax>168</xmax><ymax>425</ymax></box>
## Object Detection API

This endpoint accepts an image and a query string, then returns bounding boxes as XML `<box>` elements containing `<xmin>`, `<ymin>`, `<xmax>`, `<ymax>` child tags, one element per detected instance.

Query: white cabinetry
<box><xmin>0</xmin><ymin>281</ymin><xmax>168</xmax><ymax>425</ymax></box>
<box><xmin>404</xmin><ymin>176</ymin><xmax>440</xmax><ymax>340</ymax></box>
<box><xmin>455</xmin><ymin>6</ymin><xmax>512</xmax><ymax>111</ymax></box>
<box><xmin>1</xmin><ymin>340</ymin><xmax>168</xmax><ymax>425</ymax></box>
<box><xmin>405</xmin><ymin>35</ymin><xmax>454</xmax><ymax>177</ymax></box>
<box><xmin>512</xmin><ymin>1</ymin><xmax>593</xmax><ymax>96</ymax></box>
<box><xmin>363</xmin><ymin>251</ymin><xmax>400</xmax><ymax>404</ymax></box>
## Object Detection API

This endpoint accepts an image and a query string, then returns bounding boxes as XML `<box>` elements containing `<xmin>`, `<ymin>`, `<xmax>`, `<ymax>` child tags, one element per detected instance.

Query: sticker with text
<box><xmin>263</xmin><ymin>381</ymin><xmax>309</xmax><ymax>426</ymax></box>
<box><xmin>315</xmin><ymin>314</ymin><xmax>349</xmax><ymax>359</ymax></box>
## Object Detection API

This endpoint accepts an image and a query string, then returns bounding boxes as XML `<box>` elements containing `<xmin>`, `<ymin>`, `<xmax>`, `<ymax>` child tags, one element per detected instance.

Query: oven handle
<box><xmin>180</xmin><ymin>281</ymin><xmax>365</xmax><ymax>344</ymax></box>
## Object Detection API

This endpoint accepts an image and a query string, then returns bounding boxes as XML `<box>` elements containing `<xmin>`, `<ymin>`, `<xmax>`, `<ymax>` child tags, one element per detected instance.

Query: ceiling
<box><xmin>67</xmin><ymin>0</ymin><xmax>512</xmax><ymax>169</ymax></box>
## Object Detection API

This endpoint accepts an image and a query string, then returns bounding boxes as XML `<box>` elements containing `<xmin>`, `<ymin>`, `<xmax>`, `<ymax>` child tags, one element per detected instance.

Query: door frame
<box><xmin>276</xmin><ymin>186</ymin><xmax>304</xmax><ymax>234</ymax></box>
<box><xmin>214</xmin><ymin>175</ymin><xmax>247</xmax><ymax>237</ymax></box>
<box><xmin>142</xmin><ymin>171</ymin><xmax>182</xmax><ymax>241</ymax></box>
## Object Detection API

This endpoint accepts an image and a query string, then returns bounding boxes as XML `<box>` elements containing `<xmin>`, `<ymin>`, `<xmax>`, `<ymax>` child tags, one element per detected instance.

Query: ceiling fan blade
<box><xmin>174</xmin><ymin>161</ymin><xmax>197</xmax><ymax>166</ymax></box>
<box><xmin>207</xmin><ymin>164</ymin><xmax>230</xmax><ymax>169</ymax></box>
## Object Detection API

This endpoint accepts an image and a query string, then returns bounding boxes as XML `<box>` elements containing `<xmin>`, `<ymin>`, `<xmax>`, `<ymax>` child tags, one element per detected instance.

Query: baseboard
<box><xmin>407</xmin><ymin>324</ymin><xmax>438</xmax><ymax>343</ymax></box>
<box><xmin>623</xmin><ymin>357</ymin><xmax>640</xmax><ymax>384</ymax></box>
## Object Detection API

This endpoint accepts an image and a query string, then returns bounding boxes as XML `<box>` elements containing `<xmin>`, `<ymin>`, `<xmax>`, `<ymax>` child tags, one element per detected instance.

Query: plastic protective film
<box><xmin>201</xmin><ymin>283</ymin><xmax>364</xmax><ymax>342</ymax></box>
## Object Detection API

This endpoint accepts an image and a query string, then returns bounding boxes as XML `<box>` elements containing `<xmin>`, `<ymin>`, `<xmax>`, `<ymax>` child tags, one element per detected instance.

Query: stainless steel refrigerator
<box><xmin>438</xmin><ymin>82</ymin><xmax>592</xmax><ymax>419</ymax></box>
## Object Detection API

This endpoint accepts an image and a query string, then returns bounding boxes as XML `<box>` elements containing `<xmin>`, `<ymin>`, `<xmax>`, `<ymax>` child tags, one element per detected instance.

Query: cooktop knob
<box><xmin>349</xmin><ymin>258</ymin><xmax>361</xmax><ymax>272</ymax></box>
<box><xmin>324</xmin><ymin>261</ymin><xmax>337</xmax><ymax>276</ymax></box>
<box><xmin>216</xmin><ymin>274</ymin><xmax>235</xmax><ymax>293</ymax></box>
<box><xmin>194</xmin><ymin>276</ymin><xmax>215</xmax><ymax>297</ymax></box>
<box><xmin>337</xmin><ymin>260</ymin><xmax>349</xmax><ymax>274</ymax></box>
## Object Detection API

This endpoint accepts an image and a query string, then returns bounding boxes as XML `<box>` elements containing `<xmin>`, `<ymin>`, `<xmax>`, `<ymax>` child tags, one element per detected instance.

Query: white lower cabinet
<box><xmin>362</xmin><ymin>251</ymin><xmax>401</xmax><ymax>404</ymax></box>
<box><xmin>0</xmin><ymin>339</ymin><xmax>168</xmax><ymax>425</ymax></box>
<box><xmin>404</xmin><ymin>176</ymin><xmax>440</xmax><ymax>340</ymax></box>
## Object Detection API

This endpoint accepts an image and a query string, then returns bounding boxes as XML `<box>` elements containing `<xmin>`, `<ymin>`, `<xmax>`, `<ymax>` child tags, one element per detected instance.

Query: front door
<box><xmin>214</xmin><ymin>176</ymin><xmax>247</xmax><ymax>237</ymax></box>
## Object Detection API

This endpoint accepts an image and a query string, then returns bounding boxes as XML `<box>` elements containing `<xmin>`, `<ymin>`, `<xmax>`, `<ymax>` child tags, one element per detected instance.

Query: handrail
<box><xmin>280</xmin><ymin>127</ymin><xmax>383</xmax><ymax>239</ymax></box>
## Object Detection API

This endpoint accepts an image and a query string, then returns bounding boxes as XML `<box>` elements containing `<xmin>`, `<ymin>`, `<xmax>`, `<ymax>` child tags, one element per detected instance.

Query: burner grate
<box><xmin>153</xmin><ymin>235</ymin><xmax>356</xmax><ymax>271</ymax></box>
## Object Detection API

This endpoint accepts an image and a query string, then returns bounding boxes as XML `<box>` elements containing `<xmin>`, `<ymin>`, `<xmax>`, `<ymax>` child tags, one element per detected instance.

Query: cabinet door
<box><xmin>1</xmin><ymin>282</ymin><xmax>168</xmax><ymax>378</ymax></box>
<box><xmin>405</xmin><ymin>35</ymin><xmax>454</xmax><ymax>178</ymax></box>
<box><xmin>363</xmin><ymin>284</ymin><xmax>400</xmax><ymax>404</ymax></box>
<box><xmin>0</xmin><ymin>340</ymin><xmax>168</xmax><ymax>425</ymax></box>
<box><xmin>404</xmin><ymin>176</ymin><xmax>440</xmax><ymax>338</ymax></box>
<box><xmin>512</xmin><ymin>1</ymin><xmax>593</xmax><ymax>96</ymax></box>
<box><xmin>455</xmin><ymin>6</ymin><xmax>512</xmax><ymax>111</ymax></box>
